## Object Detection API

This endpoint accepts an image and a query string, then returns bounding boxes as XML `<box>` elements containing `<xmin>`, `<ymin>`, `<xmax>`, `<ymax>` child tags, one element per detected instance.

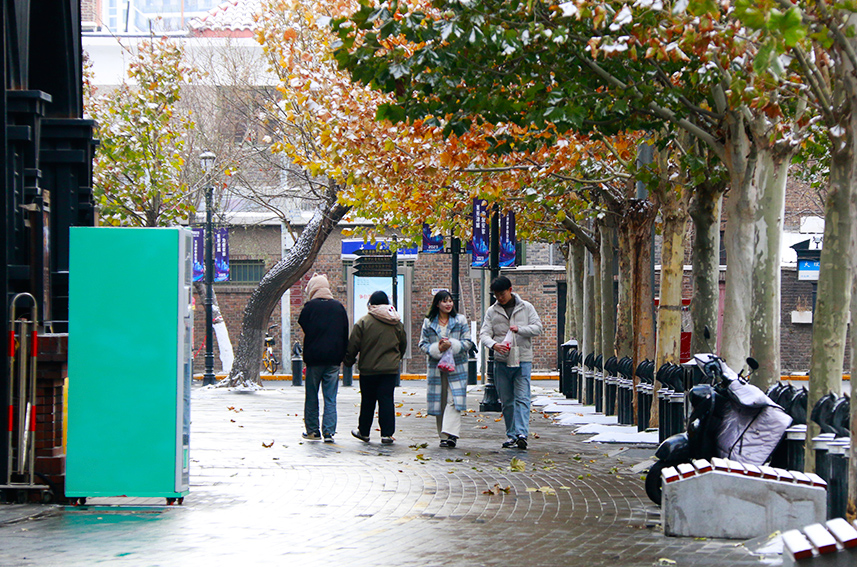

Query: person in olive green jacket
<box><xmin>345</xmin><ymin>291</ymin><xmax>408</xmax><ymax>444</ymax></box>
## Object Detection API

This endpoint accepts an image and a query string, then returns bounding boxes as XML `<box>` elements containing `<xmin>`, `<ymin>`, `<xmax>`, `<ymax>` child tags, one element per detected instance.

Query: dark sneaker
<box><xmin>381</xmin><ymin>436</ymin><xmax>395</xmax><ymax>445</ymax></box>
<box><xmin>502</xmin><ymin>438</ymin><xmax>517</xmax><ymax>449</ymax></box>
<box><xmin>302</xmin><ymin>432</ymin><xmax>321</xmax><ymax>441</ymax></box>
<box><xmin>516</xmin><ymin>436</ymin><xmax>528</xmax><ymax>450</ymax></box>
<box><xmin>441</xmin><ymin>436</ymin><xmax>457</xmax><ymax>448</ymax></box>
<box><xmin>351</xmin><ymin>429</ymin><xmax>370</xmax><ymax>442</ymax></box>
<box><xmin>323</xmin><ymin>434</ymin><xmax>334</xmax><ymax>443</ymax></box>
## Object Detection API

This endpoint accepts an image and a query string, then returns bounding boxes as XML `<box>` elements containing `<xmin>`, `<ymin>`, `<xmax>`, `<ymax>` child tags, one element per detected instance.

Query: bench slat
<box><xmin>782</xmin><ymin>529</ymin><xmax>814</xmax><ymax>560</ymax></box>
<box><xmin>825</xmin><ymin>517</ymin><xmax>857</xmax><ymax>549</ymax></box>
<box><xmin>803</xmin><ymin>523</ymin><xmax>838</xmax><ymax>554</ymax></box>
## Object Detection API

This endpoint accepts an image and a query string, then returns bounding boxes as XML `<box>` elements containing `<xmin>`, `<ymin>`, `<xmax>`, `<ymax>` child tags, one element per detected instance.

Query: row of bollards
<box><xmin>652</xmin><ymin>362</ymin><xmax>691</xmax><ymax>443</ymax></box>
<box><xmin>776</xmin><ymin>391</ymin><xmax>850</xmax><ymax>520</ymax></box>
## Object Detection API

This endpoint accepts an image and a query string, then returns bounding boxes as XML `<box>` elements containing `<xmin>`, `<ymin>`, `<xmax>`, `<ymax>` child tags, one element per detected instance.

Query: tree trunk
<box><xmin>225</xmin><ymin>198</ymin><xmax>349</xmax><ymax>387</ymax></box>
<box><xmin>749</xmin><ymin>146</ymin><xmax>790</xmax><ymax>389</ymax></box>
<box><xmin>593</xmin><ymin>245</ymin><xmax>603</xmax><ymax>358</ymax></box>
<box><xmin>804</xmin><ymin>121</ymin><xmax>854</xmax><ymax>471</ymax></box>
<box><xmin>655</xmin><ymin>206</ymin><xmax>688</xmax><ymax>372</ymax></box>
<box><xmin>561</xmin><ymin>243</ymin><xmax>573</xmax><ymax>342</ymax></box>
<box><xmin>600</xmin><ymin>219</ymin><xmax>617</xmax><ymax>412</ymax></box>
<box><xmin>619</xmin><ymin>199</ymin><xmax>658</xmax><ymax>426</ymax></box>
<box><xmin>615</xmin><ymin>226</ymin><xmax>634</xmax><ymax>359</ymax></box>
<box><xmin>720</xmin><ymin>113</ymin><xmax>757</xmax><ymax>367</ymax></box>
<box><xmin>570</xmin><ymin>239</ymin><xmax>585</xmax><ymax>343</ymax></box>
<box><xmin>582</xmin><ymin>249</ymin><xmax>595</xmax><ymax>392</ymax></box>
<box><xmin>688</xmin><ymin>184</ymin><xmax>724</xmax><ymax>354</ymax></box>
<box><xmin>849</xmin><ymin>266</ymin><xmax>857</xmax><ymax>522</ymax></box>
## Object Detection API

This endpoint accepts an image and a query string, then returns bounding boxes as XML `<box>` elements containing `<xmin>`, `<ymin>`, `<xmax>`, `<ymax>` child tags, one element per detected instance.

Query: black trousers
<box><xmin>357</xmin><ymin>373</ymin><xmax>397</xmax><ymax>437</ymax></box>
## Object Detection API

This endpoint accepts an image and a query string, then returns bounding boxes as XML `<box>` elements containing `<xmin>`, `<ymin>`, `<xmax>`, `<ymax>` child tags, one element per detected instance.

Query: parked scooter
<box><xmin>644</xmin><ymin>349</ymin><xmax>792</xmax><ymax>505</ymax></box>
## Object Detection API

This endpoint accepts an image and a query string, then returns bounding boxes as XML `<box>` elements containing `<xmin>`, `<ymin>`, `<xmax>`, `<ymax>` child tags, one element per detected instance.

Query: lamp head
<box><xmin>199</xmin><ymin>151</ymin><xmax>216</xmax><ymax>173</ymax></box>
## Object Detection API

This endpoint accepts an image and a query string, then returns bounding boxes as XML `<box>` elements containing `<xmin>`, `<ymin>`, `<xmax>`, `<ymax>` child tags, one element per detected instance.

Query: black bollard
<box><xmin>812</xmin><ymin>433</ymin><xmax>836</xmax><ymax>482</ymax></box>
<box><xmin>467</xmin><ymin>352</ymin><xmax>477</xmax><ymax>386</ymax></box>
<box><xmin>658</xmin><ymin>389</ymin><xmax>670</xmax><ymax>443</ymax></box>
<box><xmin>342</xmin><ymin>363</ymin><xmax>353</xmax><ymax>387</ymax></box>
<box><xmin>291</xmin><ymin>342</ymin><xmax>303</xmax><ymax>387</ymax></box>
<box><xmin>291</xmin><ymin>356</ymin><xmax>303</xmax><ymax>387</ymax></box>
<box><xmin>605</xmin><ymin>376</ymin><xmax>616</xmax><ymax>416</ymax></box>
<box><xmin>785</xmin><ymin>425</ymin><xmax>806</xmax><ymax>472</ymax></box>
<box><xmin>826</xmin><ymin>439</ymin><xmax>850</xmax><ymax>520</ymax></box>
<box><xmin>637</xmin><ymin>383</ymin><xmax>652</xmax><ymax>431</ymax></box>
<box><xmin>668</xmin><ymin>393</ymin><xmax>685</xmax><ymax>436</ymax></box>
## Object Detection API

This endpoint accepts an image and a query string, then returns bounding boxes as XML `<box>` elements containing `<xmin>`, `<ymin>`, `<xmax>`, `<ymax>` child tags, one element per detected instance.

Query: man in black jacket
<box><xmin>298</xmin><ymin>273</ymin><xmax>350</xmax><ymax>442</ymax></box>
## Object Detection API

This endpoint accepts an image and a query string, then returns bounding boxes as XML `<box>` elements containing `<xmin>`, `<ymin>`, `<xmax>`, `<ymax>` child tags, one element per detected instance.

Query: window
<box><xmin>229</xmin><ymin>260</ymin><xmax>265</xmax><ymax>283</ymax></box>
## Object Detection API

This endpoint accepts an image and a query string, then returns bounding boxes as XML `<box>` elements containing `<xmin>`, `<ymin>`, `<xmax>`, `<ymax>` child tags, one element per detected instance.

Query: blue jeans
<box><xmin>304</xmin><ymin>365</ymin><xmax>340</xmax><ymax>436</ymax></box>
<box><xmin>494</xmin><ymin>361</ymin><xmax>532</xmax><ymax>439</ymax></box>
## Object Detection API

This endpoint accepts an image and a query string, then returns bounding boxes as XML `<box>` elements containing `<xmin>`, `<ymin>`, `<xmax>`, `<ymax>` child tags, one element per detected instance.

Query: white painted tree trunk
<box><xmin>570</xmin><ymin>239</ymin><xmax>585</xmax><ymax>342</ymax></box>
<box><xmin>750</xmin><ymin>148</ymin><xmax>789</xmax><ymax>389</ymax></box>
<box><xmin>720</xmin><ymin>114</ymin><xmax>757</xmax><ymax>367</ymax></box>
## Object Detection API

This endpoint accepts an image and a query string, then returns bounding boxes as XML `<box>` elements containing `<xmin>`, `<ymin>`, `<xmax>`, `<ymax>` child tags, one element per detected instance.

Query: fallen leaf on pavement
<box><xmin>482</xmin><ymin>483</ymin><xmax>511</xmax><ymax>495</ymax></box>
<box><xmin>510</xmin><ymin>457</ymin><xmax>526</xmax><ymax>472</ymax></box>
<box><xmin>262</xmin><ymin>441</ymin><xmax>274</xmax><ymax>448</ymax></box>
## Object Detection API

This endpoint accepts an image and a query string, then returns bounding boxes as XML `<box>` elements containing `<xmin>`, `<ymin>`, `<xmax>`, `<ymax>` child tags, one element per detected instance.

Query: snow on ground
<box><xmin>531</xmin><ymin>392</ymin><xmax>658</xmax><ymax>444</ymax></box>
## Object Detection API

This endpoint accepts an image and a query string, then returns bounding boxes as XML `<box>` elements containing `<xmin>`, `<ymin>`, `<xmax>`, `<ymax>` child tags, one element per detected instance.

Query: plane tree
<box><xmin>332</xmin><ymin>0</ymin><xmax>814</xmax><ymax>388</ymax></box>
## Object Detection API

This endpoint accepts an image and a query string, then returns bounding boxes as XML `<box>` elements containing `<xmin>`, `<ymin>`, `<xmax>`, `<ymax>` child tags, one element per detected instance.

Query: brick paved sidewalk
<box><xmin>0</xmin><ymin>380</ymin><xmax>774</xmax><ymax>566</ymax></box>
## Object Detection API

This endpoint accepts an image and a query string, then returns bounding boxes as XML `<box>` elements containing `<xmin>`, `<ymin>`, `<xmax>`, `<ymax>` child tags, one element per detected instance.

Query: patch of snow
<box><xmin>555</xmin><ymin>413</ymin><xmax>618</xmax><ymax>426</ymax></box>
<box><xmin>579</xmin><ymin>425</ymin><xmax>659</xmax><ymax>444</ymax></box>
<box><xmin>610</xmin><ymin>6</ymin><xmax>633</xmax><ymax>31</ymax></box>
<box><xmin>558</xmin><ymin>2</ymin><xmax>579</xmax><ymax>18</ymax></box>
<box><xmin>672</xmin><ymin>0</ymin><xmax>689</xmax><ymax>14</ymax></box>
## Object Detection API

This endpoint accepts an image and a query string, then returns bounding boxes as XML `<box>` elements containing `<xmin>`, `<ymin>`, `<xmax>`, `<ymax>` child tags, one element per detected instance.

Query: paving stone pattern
<box><xmin>0</xmin><ymin>381</ymin><xmax>771</xmax><ymax>566</ymax></box>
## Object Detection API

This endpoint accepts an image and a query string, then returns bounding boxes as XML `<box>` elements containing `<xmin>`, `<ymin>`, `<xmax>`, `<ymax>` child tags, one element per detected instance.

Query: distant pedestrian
<box><xmin>298</xmin><ymin>273</ymin><xmax>349</xmax><ymax>442</ymax></box>
<box><xmin>419</xmin><ymin>290</ymin><xmax>473</xmax><ymax>448</ymax></box>
<box><xmin>344</xmin><ymin>291</ymin><xmax>407</xmax><ymax>445</ymax></box>
<box><xmin>479</xmin><ymin>276</ymin><xmax>543</xmax><ymax>449</ymax></box>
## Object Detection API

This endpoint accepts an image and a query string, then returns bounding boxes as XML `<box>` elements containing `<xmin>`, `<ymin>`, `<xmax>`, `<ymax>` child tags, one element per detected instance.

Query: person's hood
<box><xmin>368</xmin><ymin>304</ymin><xmax>401</xmax><ymax>324</ymax></box>
<box><xmin>305</xmin><ymin>273</ymin><xmax>334</xmax><ymax>301</ymax></box>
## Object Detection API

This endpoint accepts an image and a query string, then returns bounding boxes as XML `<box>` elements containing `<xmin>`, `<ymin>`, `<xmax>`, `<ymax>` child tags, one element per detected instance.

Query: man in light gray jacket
<box><xmin>480</xmin><ymin>276</ymin><xmax>543</xmax><ymax>449</ymax></box>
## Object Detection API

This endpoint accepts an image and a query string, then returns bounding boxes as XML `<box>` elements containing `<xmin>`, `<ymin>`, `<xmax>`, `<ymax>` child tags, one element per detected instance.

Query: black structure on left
<box><xmin>2</xmin><ymin>1</ymin><xmax>96</xmax><ymax>497</ymax></box>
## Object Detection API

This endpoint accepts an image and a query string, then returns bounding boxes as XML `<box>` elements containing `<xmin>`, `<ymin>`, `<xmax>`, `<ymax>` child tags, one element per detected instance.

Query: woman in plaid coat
<box><xmin>418</xmin><ymin>290</ymin><xmax>474</xmax><ymax>448</ymax></box>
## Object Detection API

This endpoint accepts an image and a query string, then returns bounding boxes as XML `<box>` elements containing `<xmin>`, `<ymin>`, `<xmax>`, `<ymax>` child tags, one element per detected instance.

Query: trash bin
<box><xmin>561</xmin><ymin>340</ymin><xmax>578</xmax><ymax>399</ymax></box>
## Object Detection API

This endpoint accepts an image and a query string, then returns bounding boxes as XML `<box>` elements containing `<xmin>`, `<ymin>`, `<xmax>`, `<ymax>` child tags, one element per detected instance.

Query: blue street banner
<box><xmin>192</xmin><ymin>228</ymin><xmax>229</xmax><ymax>282</ymax></box>
<box><xmin>500</xmin><ymin>211</ymin><xmax>516</xmax><ymax>268</ymax></box>
<box><xmin>472</xmin><ymin>198</ymin><xmax>489</xmax><ymax>267</ymax></box>
<box><xmin>421</xmin><ymin>224</ymin><xmax>444</xmax><ymax>253</ymax></box>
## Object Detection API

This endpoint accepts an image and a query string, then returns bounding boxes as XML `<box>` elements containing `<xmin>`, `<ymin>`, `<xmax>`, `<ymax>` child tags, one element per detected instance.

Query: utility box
<box><xmin>66</xmin><ymin>227</ymin><xmax>193</xmax><ymax>501</ymax></box>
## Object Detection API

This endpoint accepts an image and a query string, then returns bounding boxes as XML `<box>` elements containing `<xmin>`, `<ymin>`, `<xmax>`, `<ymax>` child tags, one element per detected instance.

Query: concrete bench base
<box><xmin>663</xmin><ymin>463</ymin><xmax>826</xmax><ymax>539</ymax></box>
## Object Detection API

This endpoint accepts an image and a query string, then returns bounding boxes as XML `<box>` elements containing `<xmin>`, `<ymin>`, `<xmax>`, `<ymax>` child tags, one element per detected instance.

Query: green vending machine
<box><xmin>67</xmin><ymin>227</ymin><xmax>193</xmax><ymax>502</ymax></box>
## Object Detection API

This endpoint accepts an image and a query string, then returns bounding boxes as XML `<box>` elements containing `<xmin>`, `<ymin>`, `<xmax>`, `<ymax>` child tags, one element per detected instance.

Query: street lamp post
<box><xmin>200</xmin><ymin>151</ymin><xmax>216</xmax><ymax>386</ymax></box>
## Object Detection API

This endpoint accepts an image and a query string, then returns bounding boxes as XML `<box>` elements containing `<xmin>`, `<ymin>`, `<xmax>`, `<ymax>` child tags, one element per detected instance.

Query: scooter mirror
<box><xmin>746</xmin><ymin>357</ymin><xmax>759</xmax><ymax>371</ymax></box>
<box><xmin>703</xmin><ymin>326</ymin><xmax>711</xmax><ymax>341</ymax></box>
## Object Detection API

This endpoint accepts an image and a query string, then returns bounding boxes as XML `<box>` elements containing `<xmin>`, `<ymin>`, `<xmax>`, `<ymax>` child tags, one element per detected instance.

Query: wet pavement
<box><xmin>0</xmin><ymin>380</ymin><xmax>778</xmax><ymax>566</ymax></box>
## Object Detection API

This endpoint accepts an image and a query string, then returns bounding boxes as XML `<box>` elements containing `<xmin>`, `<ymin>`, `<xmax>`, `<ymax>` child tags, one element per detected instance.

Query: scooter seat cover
<box><xmin>717</xmin><ymin>402</ymin><xmax>792</xmax><ymax>465</ymax></box>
